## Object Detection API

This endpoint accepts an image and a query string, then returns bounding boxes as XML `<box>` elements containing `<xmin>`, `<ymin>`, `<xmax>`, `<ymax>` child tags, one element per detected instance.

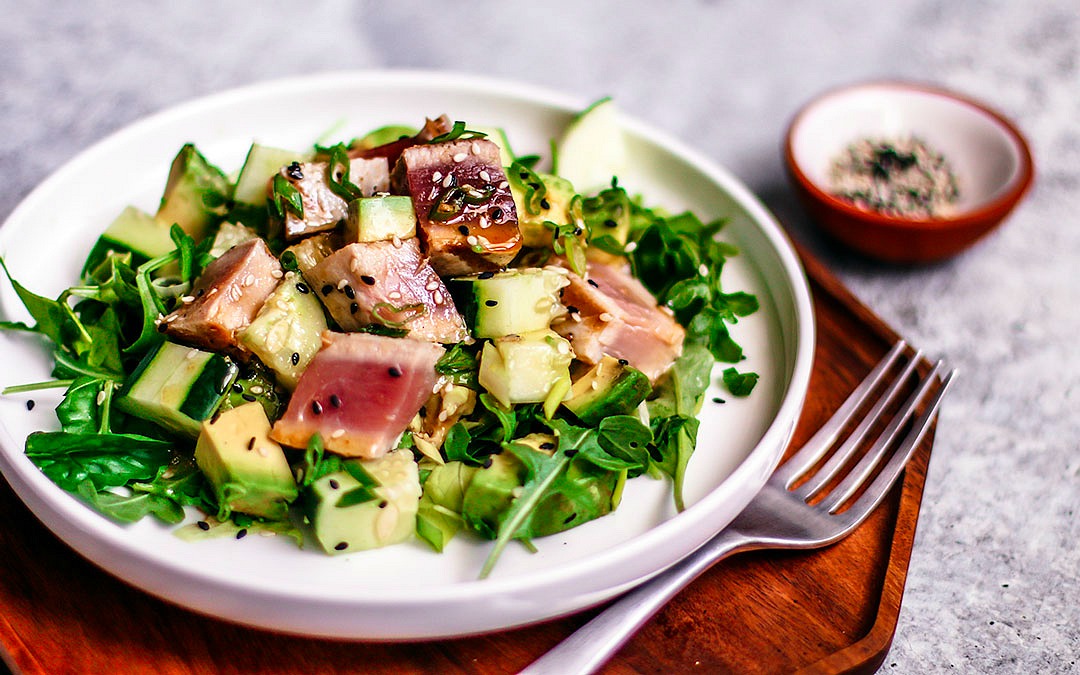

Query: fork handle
<box><xmin>519</xmin><ymin>529</ymin><xmax>754</xmax><ymax>675</ymax></box>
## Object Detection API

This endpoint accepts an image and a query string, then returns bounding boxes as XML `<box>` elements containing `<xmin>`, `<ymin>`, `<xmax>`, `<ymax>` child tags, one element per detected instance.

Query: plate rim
<box><xmin>0</xmin><ymin>69</ymin><xmax>815</xmax><ymax>631</ymax></box>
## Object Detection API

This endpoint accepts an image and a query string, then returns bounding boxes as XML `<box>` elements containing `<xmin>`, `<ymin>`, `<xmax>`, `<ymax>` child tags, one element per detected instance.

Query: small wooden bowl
<box><xmin>784</xmin><ymin>82</ymin><xmax>1034</xmax><ymax>263</ymax></box>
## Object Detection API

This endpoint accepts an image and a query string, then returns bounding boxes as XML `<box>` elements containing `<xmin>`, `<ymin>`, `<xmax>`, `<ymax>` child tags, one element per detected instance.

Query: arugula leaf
<box><xmin>0</xmin><ymin>256</ymin><xmax>93</xmax><ymax>356</ymax></box>
<box><xmin>131</xmin><ymin>454</ymin><xmax>215</xmax><ymax>512</ymax></box>
<box><xmin>55</xmin><ymin>377</ymin><xmax>103</xmax><ymax>434</ymax></box>
<box><xmin>478</xmin><ymin>394</ymin><xmax>516</xmax><ymax>444</ymax></box>
<box><xmin>25</xmin><ymin>431</ymin><xmax>172</xmax><ymax>491</ymax></box>
<box><xmin>435</xmin><ymin>343</ymin><xmax>479</xmax><ymax>388</ymax></box>
<box><xmin>76</xmin><ymin>479</ymin><xmax>185</xmax><ymax>525</ymax></box>
<box><xmin>542</xmin><ymin>417</ymin><xmax>641</xmax><ymax>472</ymax></box>
<box><xmin>722</xmin><ymin>367</ymin><xmax>759</xmax><ymax>397</ymax></box>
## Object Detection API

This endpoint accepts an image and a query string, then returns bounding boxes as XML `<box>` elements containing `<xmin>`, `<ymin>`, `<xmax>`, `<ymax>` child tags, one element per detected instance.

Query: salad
<box><xmin>0</xmin><ymin>99</ymin><xmax>759</xmax><ymax>577</ymax></box>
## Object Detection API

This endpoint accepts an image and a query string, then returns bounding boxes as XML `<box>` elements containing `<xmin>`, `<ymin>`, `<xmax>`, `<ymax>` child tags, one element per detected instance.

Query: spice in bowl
<box><xmin>829</xmin><ymin>137</ymin><xmax>959</xmax><ymax>218</ymax></box>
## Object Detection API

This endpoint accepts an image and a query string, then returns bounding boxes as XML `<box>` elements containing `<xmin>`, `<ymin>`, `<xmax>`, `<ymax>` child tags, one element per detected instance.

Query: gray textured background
<box><xmin>2</xmin><ymin>1</ymin><xmax>1077</xmax><ymax>672</ymax></box>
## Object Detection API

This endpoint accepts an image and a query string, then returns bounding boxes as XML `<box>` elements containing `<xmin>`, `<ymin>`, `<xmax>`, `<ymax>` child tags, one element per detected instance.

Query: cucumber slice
<box><xmin>555</xmin><ymin>98</ymin><xmax>626</xmax><ymax>195</ymax></box>
<box><xmin>448</xmin><ymin>268</ymin><xmax>569</xmax><ymax>339</ymax></box>
<box><xmin>238</xmin><ymin>275</ymin><xmax>327</xmax><ymax>390</ymax></box>
<box><xmin>82</xmin><ymin>205</ymin><xmax>177</xmax><ymax>276</ymax></box>
<box><xmin>156</xmin><ymin>144</ymin><xmax>231</xmax><ymax>242</ymax></box>
<box><xmin>117</xmin><ymin>341</ymin><xmax>238</xmax><ymax>437</ymax></box>
<box><xmin>304</xmin><ymin>450</ymin><xmax>421</xmax><ymax>554</ymax></box>
<box><xmin>478</xmin><ymin>329</ymin><xmax>573</xmax><ymax>409</ymax></box>
<box><xmin>233</xmin><ymin>144</ymin><xmax>310</xmax><ymax>206</ymax></box>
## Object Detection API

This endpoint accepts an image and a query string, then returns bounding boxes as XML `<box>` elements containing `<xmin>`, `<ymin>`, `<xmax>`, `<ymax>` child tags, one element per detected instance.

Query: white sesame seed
<box><xmin>388</xmin><ymin>290</ymin><xmax>402</xmax><ymax>300</ymax></box>
<box><xmin>479</xmin><ymin>170</ymin><xmax>491</xmax><ymax>183</ymax></box>
<box><xmin>250</xmin><ymin>385</ymin><xmax>264</xmax><ymax>395</ymax></box>
<box><xmin>392</xmin><ymin>235</ymin><xmax>402</xmax><ymax>248</ymax></box>
<box><xmin>571</xmin><ymin>312</ymin><xmax>582</xmax><ymax>322</ymax></box>
<box><xmin>466</xmin><ymin>235</ymin><xmax>479</xmax><ymax>246</ymax></box>
<box><xmin>591</xmin><ymin>380</ymin><xmax>599</xmax><ymax>391</ymax></box>
<box><xmin>331</xmin><ymin>429</ymin><xmax>345</xmax><ymax>439</ymax></box>
<box><xmin>207</xmin><ymin>287</ymin><xmax>218</xmax><ymax>295</ymax></box>
<box><xmin>285</xmin><ymin>270</ymin><xmax>296</xmax><ymax>279</ymax></box>
<box><xmin>444</xmin><ymin>382</ymin><xmax>455</xmax><ymax>393</ymax></box>
<box><xmin>271</xmin><ymin>269</ymin><xmax>284</xmax><ymax>279</ymax></box>
<box><xmin>499</xmin><ymin>180</ymin><xmax>508</xmax><ymax>189</ymax></box>
<box><xmin>599</xmin><ymin>312</ymin><xmax>614</xmax><ymax>323</ymax></box>
<box><xmin>180</xmin><ymin>295</ymin><xmax>195</xmax><ymax>304</ymax></box>
<box><xmin>698</xmin><ymin>264</ymin><xmax>709</xmax><ymax>277</ymax></box>
<box><xmin>556</xmin><ymin>341</ymin><xmax>570</xmax><ymax>355</ymax></box>
<box><xmin>471</xmin><ymin>141</ymin><xmax>482</xmax><ymax>155</ymax></box>
<box><xmin>442</xmin><ymin>174</ymin><xmax>454</xmax><ymax>187</ymax></box>
<box><xmin>624</xmin><ymin>241</ymin><xmax>638</xmax><ymax>253</ymax></box>
<box><xmin>243</xmin><ymin>274</ymin><xmax>256</xmax><ymax>287</ymax></box>
<box><xmin>433</xmin><ymin>290</ymin><xmax>444</xmax><ymax>304</ymax></box>
<box><xmin>96</xmin><ymin>390</ymin><xmax>106</xmax><ymax>406</ymax></box>
<box><xmin>432</xmin><ymin>171</ymin><xmax>442</xmax><ymax>182</ymax></box>
<box><xmin>479</xmin><ymin>216</ymin><xmax>490</xmax><ymax>229</ymax></box>
<box><xmin>453</xmin><ymin>152</ymin><xmax>468</xmax><ymax>163</ymax></box>
<box><xmin>186</xmin><ymin>350</ymin><xmax>199</xmax><ymax>359</ymax></box>
<box><xmin>437</xmin><ymin>410</ymin><xmax>449</xmax><ymax>422</ymax></box>
<box><xmin>337</xmin><ymin>279</ymin><xmax>349</xmax><ymax>290</ymax></box>
<box><xmin>165</xmin><ymin>314</ymin><xmax>179</xmax><ymax>323</ymax></box>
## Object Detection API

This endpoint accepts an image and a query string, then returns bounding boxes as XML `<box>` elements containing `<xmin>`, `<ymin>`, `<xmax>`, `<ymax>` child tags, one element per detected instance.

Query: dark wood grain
<box><xmin>0</xmin><ymin>246</ymin><xmax>934</xmax><ymax>675</ymax></box>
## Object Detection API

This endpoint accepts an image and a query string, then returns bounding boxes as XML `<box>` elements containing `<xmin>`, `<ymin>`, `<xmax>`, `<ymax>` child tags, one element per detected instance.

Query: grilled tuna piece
<box><xmin>349</xmin><ymin>115</ymin><xmax>454</xmax><ymax>168</ymax></box>
<box><xmin>307</xmin><ymin>238</ymin><xmax>468</xmax><ymax>344</ymax></box>
<box><xmin>279</xmin><ymin>158</ymin><xmax>390</xmax><ymax>241</ymax></box>
<box><xmin>270</xmin><ymin>331</ymin><xmax>443</xmax><ymax>458</ymax></box>
<box><xmin>161</xmin><ymin>238</ymin><xmax>281</xmax><ymax>356</ymax></box>
<box><xmin>392</xmin><ymin>138</ymin><xmax>521</xmax><ymax>276</ymax></box>
<box><xmin>551</xmin><ymin>260</ymin><xmax>685</xmax><ymax>383</ymax></box>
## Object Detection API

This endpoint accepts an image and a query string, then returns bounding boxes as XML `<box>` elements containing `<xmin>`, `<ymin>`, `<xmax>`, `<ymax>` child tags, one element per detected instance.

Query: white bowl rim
<box><xmin>0</xmin><ymin>69</ymin><xmax>815</xmax><ymax>613</ymax></box>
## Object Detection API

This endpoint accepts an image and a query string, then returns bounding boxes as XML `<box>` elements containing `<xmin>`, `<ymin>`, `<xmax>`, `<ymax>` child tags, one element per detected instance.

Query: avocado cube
<box><xmin>305</xmin><ymin>450</ymin><xmax>421</xmax><ymax>554</ymax></box>
<box><xmin>509</xmin><ymin>173</ymin><xmax>576</xmax><ymax>247</ymax></box>
<box><xmin>345</xmin><ymin>196</ymin><xmax>417</xmax><ymax>243</ymax></box>
<box><xmin>562</xmin><ymin>355</ymin><xmax>652</xmax><ymax>426</ymax></box>
<box><xmin>156</xmin><ymin>143</ymin><xmax>231</xmax><ymax>242</ymax></box>
<box><xmin>461</xmin><ymin>452</ymin><xmax>525</xmax><ymax>539</ymax></box>
<box><xmin>195</xmin><ymin>402</ymin><xmax>298</xmax><ymax>520</ymax></box>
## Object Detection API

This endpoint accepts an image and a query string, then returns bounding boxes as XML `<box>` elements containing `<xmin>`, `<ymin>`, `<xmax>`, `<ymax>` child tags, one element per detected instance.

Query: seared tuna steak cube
<box><xmin>279</xmin><ymin>157</ymin><xmax>390</xmax><ymax>241</ymax></box>
<box><xmin>551</xmin><ymin>260</ymin><xmax>685</xmax><ymax>383</ymax></box>
<box><xmin>307</xmin><ymin>238</ymin><xmax>468</xmax><ymax>344</ymax></box>
<box><xmin>161</xmin><ymin>238</ymin><xmax>281</xmax><ymax>355</ymax></box>
<box><xmin>393</xmin><ymin>138</ymin><xmax>521</xmax><ymax>276</ymax></box>
<box><xmin>270</xmin><ymin>331</ymin><xmax>443</xmax><ymax>458</ymax></box>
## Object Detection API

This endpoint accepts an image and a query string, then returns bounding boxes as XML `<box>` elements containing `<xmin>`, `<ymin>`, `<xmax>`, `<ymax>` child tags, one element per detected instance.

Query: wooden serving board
<box><xmin>0</xmin><ymin>247</ymin><xmax>934</xmax><ymax>675</ymax></box>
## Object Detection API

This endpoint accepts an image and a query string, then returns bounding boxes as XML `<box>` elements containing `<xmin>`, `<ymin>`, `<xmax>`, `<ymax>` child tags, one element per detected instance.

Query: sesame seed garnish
<box><xmin>618</xmin><ymin>358</ymin><xmax>629</xmax><ymax>366</ymax></box>
<box><xmin>236</xmin><ymin>529</ymin><xmax>248</xmax><ymax>540</ymax></box>
<box><xmin>334</xmin><ymin>542</ymin><xmax>348</xmax><ymax>551</ymax></box>
<box><xmin>350</xmin><ymin>302</ymin><xmax>359</xmax><ymax>313</ymax></box>
<box><xmin>624</xmin><ymin>241</ymin><xmax>638</xmax><ymax>253</ymax></box>
<box><xmin>442</xmin><ymin>174</ymin><xmax>455</xmax><ymax>187</ymax></box>
<box><xmin>197</xmin><ymin>520</ymin><xmax>210</xmax><ymax>531</ymax></box>
<box><xmin>479</xmin><ymin>216</ymin><xmax>490</xmax><ymax>229</ymax></box>
<box><xmin>540</xmin><ymin>442</ymin><xmax>555</xmax><ymax>450</ymax></box>
<box><xmin>329</xmin><ymin>479</ymin><xmax>340</xmax><ymax>489</ymax></box>
<box><xmin>360</xmin><ymin>275</ymin><xmax>375</xmax><ymax>285</ymax></box>
<box><xmin>337</xmin><ymin>279</ymin><xmax>349</xmax><ymax>290</ymax></box>
<box><xmin>392</xmin><ymin>235</ymin><xmax>402</xmax><ymax>248</ymax></box>
<box><xmin>471</xmin><ymin>141</ymin><xmax>482</xmax><ymax>155</ymax></box>
<box><xmin>570</xmin><ymin>312</ymin><xmax>581</xmax><ymax>322</ymax></box>
<box><xmin>241</xmin><ymin>393</ymin><xmax>257</xmax><ymax>402</ymax></box>
<box><xmin>271</xmin><ymin>269</ymin><xmax>284</xmax><ymax>279</ymax></box>
<box><xmin>181</xmin><ymin>295</ymin><xmax>195</xmax><ymax>304</ymax></box>
<box><xmin>599</xmin><ymin>312</ymin><xmax>614</xmax><ymax>322</ymax></box>
<box><xmin>499</xmin><ymin>180</ymin><xmax>509</xmax><ymax>189</ymax></box>
<box><xmin>587</xmin><ymin>279</ymin><xmax>599</xmax><ymax>288</ymax></box>
<box><xmin>437</xmin><ymin>410</ymin><xmax>449</xmax><ymax>422</ymax></box>
<box><xmin>712</xmin><ymin>397</ymin><xmax>726</xmax><ymax>404</ymax></box>
<box><xmin>556</xmin><ymin>341</ymin><xmax>570</xmax><ymax>355</ymax></box>
<box><xmin>433</xmin><ymin>290</ymin><xmax>444</xmax><ymax>304</ymax></box>
<box><xmin>321</xmin><ymin>284</ymin><xmax>334</xmax><ymax>296</ymax></box>
<box><xmin>699</xmin><ymin>264</ymin><xmax>709</xmax><ymax>276</ymax></box>
<box><xmin>603</xmin><ymin>219</ymin><xmax>617</xmax><ymax>228</ymax></box>
<box><xmin>425</xmin><ymin>279</ymin><xmax>440</xmax><ymax>291</ymax></box>
<box><xmin>458</xmin><ymin>225</ymin><xmax>470</xmax><ymax>235</ymax></box>
<box><xmin>378</xmin><ymin>501</ymin><xmax>388</xmax><ymax>509</ymax></box>
<box><xmin>25</xmin><ymin>400</ymin><xmax>35</xmax><ymax>411</ymax></box>
<box><xmin>453</xmin><ymin>152</ymin><xmax>467</xmax><ymax>163</ymax></box>
<box><xmin>247</xmin><ymin>437</ymin><xmax>256</xmax><ymax>450</ymax></box>
<box><xmin>491</xmin><ymin>207</ymin><xmax>503</xmax><ymax>221</ymax></box>
<box><xmin>343</xmin><ymin>285</ymin><xmax>355</xmax><ymax>299</ymax></box>
<box><xmin>243</xmin><ymin>274</ymin><xmax>256</xmax><ymax>287</ymax></box>
<box><xmin>540</xmin><ymin>198</ymin><xmax>551</xmax><ymax>210</ymax></box>
<box><xmin>330</xmin><ymin>394</ymin><xmax>341</xmax><ymax>408</ymax></box>
<box><xmin>478</xmin><ymin>271</ymin><xmax>495</xmax><ymax>279</ymax></box>
<box><xmin>432</xmin><ymin>171</ymin><xmax>442</xmax><ymax>182</ymax></box>
<box><xmin>311</xmin><ymin>401</ymin><xmax>323</xmax><ymax>415</ymax></box>
<box><xmin>207</xmin><ymin>287</ymin><xmax>218</xmax><ymax>296</ymax></box>
<box><xmin>291</xmin><ymin>352</ymin><xmax>300</xmax><ymax>365</ymax></box>
<box><xmin>331</xmin><ymin>429</ymin><xmax>345</xmax><ymax>439</ymax></box>
<box><xmin>388</xmin><ymin>290</ymin><xmax>402</xmax><ymax>300</ymax></box>
<box><xmin>296</xmin><ymin>282</ymin><xmax>310</xmax><ymax>294</ymax></box>
<box><xmin>485</xmin><ymin>299</ymin><xmax>498</xmax><ymax>307</ymax></box>
<box><xmin>250</xmin><ymin>385</ymin><xmax>264</xmax><ymax>395</ymax></box>
<box><xmin>479</xmin><ymin>170</ymin><xmax>491</xmax><ymax>182</ymax></box>
<box><xmin>466</xmin><ymin>235</ymin><xmax>479</xmax><ymax>246</ymax></box>
<box><xmin>388</xmin><ymin>366</ymin><xmax>402</xmax><ymax>378</ymax></box>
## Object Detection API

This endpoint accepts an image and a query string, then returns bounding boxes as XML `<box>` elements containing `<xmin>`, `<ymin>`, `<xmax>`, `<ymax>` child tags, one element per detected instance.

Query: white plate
<box><xmin>0</xmin><ymin>71</ymin><xmax>814</xmax><ymax>639</ymax></box>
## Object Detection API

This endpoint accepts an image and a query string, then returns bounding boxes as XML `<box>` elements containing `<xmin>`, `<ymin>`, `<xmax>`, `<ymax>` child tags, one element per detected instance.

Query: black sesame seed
<box><xmin>25</xmin><ymin>400</ymin><xmax>35</xmax><ymax>411</ymax></box>
<box><xmin>321</xmin><ymin>284</ymin><xmax>334</xmax><ymax>296</ymax></box>
<box><xmin>350</xmin><ymin>302</ymin><xmax>359</xmax><ymax>314</ymax></box>
<box><xmin>360</xmin><ymin>275</ymin><xmax>376</xmax><ymax>286</ymax></box>
<box><xmin>296</xmin><ymin>282</ymin><xmax>310</xmax><ymax>294</ymax></box>
<box><xmin>311</xmin><ymin>400</ymin><xmax>323</xmax><ymax>415</ymax></box>
<box><xmin>291</xmin><ymin>352</ymin><xmax>300</xmax><ymax>366</ymax></box>
<box><xmin>232</xmin><ymin>382</ymin><xmax>244</xmax><ymax>394</ymax></box>
<box><xmin>286</xmin><ymin>162</ymin><xmax>303</xmax><ymax>180</ymax></box>
<box><xmin>378</xmin><ymin>501</ymin><xmax>388</xmax><ymax>509</ymax></box>
<box><xmin>629</xmin><ymin>441</ymin><xmax>639</xmax><ymax>448</ymax></box>
<box><xmin>247</xmin><ymin>437</ymin><xmax>256</xmax><ymax>450</ymax></box>
<box><xmin>491</xmin><ymin>207</ymin><xmax>504</xmax><ymax>220</ymax></box>
<box><xmin>539</xmin><ymin>442</ymin><xmax>555</xmax><ymax>450</ymax></box>
<box><xmin>603</xmin><ymin>218</ymin><xmax>618</xmax><ymax>228</ymax></box>
<box><xmin>478</xmin><ymin>270</ymin><xmax>495</xmax><ymax>279</ymax></box>
<box><xmin>564</xmin><ymin>449</ymin><xmax>579</xmax><ymax>458</ymax></box>
<box><xmin>519</xmin><ymin>171</ymin><xmax>530</xmax><ymax>179</ymax></box>
<box><xmin>210</xmin><ymin>411</ymin><xmax>221</xmax><ymax>424</ymax></box>
<box><xmin>236</xmin><ymin>528</ymin><xmax>248</xmax><ymax>540</ymax></box>
<box><xmin>528</xmin><ymin>182</ymin><xmax>541</xmax><ymax>190</ymax></box>
<box><xmin>241</xmin><ymin>393</ymin><xmax>257</xmax><ymax>402</ymax></box>
<box><xmin>573</xmin><ymin>227</ymin><xmax>583</xmax><ymax>236</ymax></box>
<box><xmin>458</xmin><ymin>225</ymin><xmax>470</xmax><ymax>235</ymax></box>
<box><xmin>388</xmin><ymin>366</ymin><xmax>402</xmax><ymax>378</ymax></box>
<box><xmin>540</xmin><ymin>198</ymin><xmax>551</xmax><ymax>210</ymax></box>
<box><xmin>343</xmin><ymin>285</ymin><xmax>355</xmax><ymax>300</ymax></box>
<box><xmin>196</xmin><ymin>288</ymin><xmax>205</xmax><ymax>297</ymax></box>
<box><xmin>482</xmin><ymin>457</ymin><xmax>493</xmax><ymax>469</ymax></box>
<box><xmin>334</xmin><ymin>542</ymin><xmax>348</xmax><ymax>551</ymax></box>
<box><xmin>197</xmin><ymin>520</ymin><xmax>210</xmax><ymax>531</ymax></box>
<box><xmin>157</xmin><ymin>321</ymin><xmax>169</xmax><ymax>333</ymax></box>
<box><xmin>563</xmin><ymin>513</ymin><xmax>577</xmax><ymax>524</ymax></box>
<box><xmin>330</xmin><ymin>394</ymin><xmax>341</xmax><ymax>408</ymax></box>
<box><xmin>329</xmin><ymin>479</ymin><xmax>340</xmax><ymax>490</ymax></box>
<box><xmin>618</xmin><ymin>358</ymin><xmax>629</xmax><ymax>366</ymax></box>
<box><xmin>484</xmin><ymin>299</ymin><xmax>498</xmax><ymax>307</ymax></box>
<box><xmin>566</xmin><ymin>305</ymin><xmax>579</xmax><ymax>314</ymax></box>
<box><xmin>587</xmin><ymin>279</ymin><xmax>599</xmax><ymax>288</ymax></box>
<box><xmin>712</xmin><ymin>397</ymin><xmax>726</xmax><ymax>404</ymax></box>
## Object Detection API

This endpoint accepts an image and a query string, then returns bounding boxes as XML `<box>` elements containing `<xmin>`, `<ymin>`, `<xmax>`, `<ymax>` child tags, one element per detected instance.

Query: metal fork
<box><xmin>522</xmin><ymin>340</ymin><xmax>956</xmax><ymax>675</ymax></box>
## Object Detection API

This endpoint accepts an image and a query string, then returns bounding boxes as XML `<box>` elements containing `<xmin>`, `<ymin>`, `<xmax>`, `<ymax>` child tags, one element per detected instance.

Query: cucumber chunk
<box><xmin>478</xmin><ymin>329</ymin><xmax>573</xmax><ymax>410</ymax></box>
<box><xmin>508</xmin><ymin>172</ymin><xmax>576</xmax><ymax>247</ymax></box>
<box><xmin>82</xmin><ymin>206</ymin><xmax>176</xmax><ymax>276</ymax></box>
<box><xmin>556</xmin><ymin>98</ymin><xmax>626</xmax><ymax>195</ymax></box>
<box><xmin>238</xmin><ymin>275</ymin><xmax>328</xmax><ymax>390</ymax></box>
<box><xmin>156</xmin><ymin>143</ymin><xmax>231</xmax><ymax>242</ymax></box>
<box><xmin>233</xmin><ymin>144</ymin><xmax>310</xmax><ymax>206</ymax></box>
<box><xmin>116</xmin><ymin>341</ymin><xmax>238</xmax><ymax>438</ymax></box>
<box><xmin>449</xmin><ymin>268</ymin><xmax>569</xmax><ymax>339</ymax></box>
